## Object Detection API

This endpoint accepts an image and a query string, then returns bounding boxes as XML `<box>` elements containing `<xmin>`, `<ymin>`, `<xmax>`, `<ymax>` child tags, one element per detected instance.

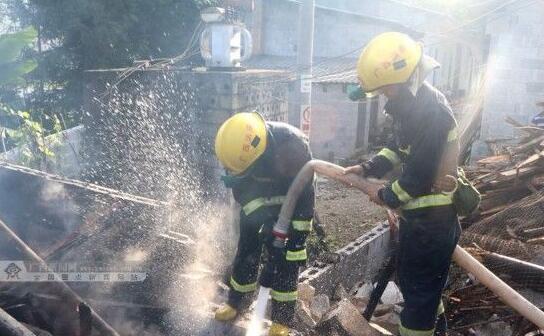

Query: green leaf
<box><xmin>26</xmin><ymin>120</ymin><xmax>43</xmax><ymax>134</ymax></box>
<box><xmin>40</xmin><ymin>146</ymin><xmax>55</xmax><ymax>157</ymax></box>
<box><xmin>5</xmin><ymin>128</ymin><xmax>23</xmax><ymax>139</ymax></box>
<box><xmin>0</xmin><ymin>60</ymin><xmax>38</xmax><ymax>85</ymax></box>
<box><xmin>18</xmin><ymin>111</ymin><xmax>30</xmax><ymax>119</ymax></box>
<box><xmin>52</xmin><ymin>115</ymin><xmax>63</xmax><ymax>133</ymax></box>
<box><xmin>0</xmin><ymin>27</ymin><xmax>38</xmax><ymax>65</ymax></box>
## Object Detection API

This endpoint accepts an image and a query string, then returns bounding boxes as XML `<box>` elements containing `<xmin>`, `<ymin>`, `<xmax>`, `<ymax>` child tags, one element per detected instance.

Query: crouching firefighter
<box><xmin>346</xmin><ymin>32</ymin><xmax>462</xmax><ymax>336</ymax></box>
<box><xmin>214</xmin><ymin>112</ymin><xmax>315</xmax><ymax>336</ymax></box>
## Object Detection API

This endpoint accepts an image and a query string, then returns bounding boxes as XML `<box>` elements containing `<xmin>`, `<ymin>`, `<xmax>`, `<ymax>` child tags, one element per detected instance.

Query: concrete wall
<box><xmin>311</xmin><ymin>83</ymin><xmax>359</xmax><ymax>160</ymax></box>
<box><xmin>324</xmin><ymin>0</ymin><xmax>488</xmax><ymax>107</ymax></box>
<box><xmin>316</xmin><ymin>0</ymin><xmax>447</xmax><ymax>29</ymax></box>
<box><xmin>300</xmin><ymin>221</ymin><xmax>392</xmax><ymax>297</ymax></box>
<box><xmin>478</xmin><ymin>2</ymin><xmax>544</xmax><ymax>155</ymax></box>
<box><xmin>261</xmin><ymin>0</ymin><xmax>418</xmax><ymax>58</ymax></box>
<box><xmin>287</xmin><ymin>82</ymin><xmax>382</xmax><ymax>161</ymax></box>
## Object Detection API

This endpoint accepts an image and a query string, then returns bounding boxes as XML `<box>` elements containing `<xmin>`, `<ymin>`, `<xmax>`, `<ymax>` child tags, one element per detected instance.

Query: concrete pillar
<box><xmin>187</xmin><ymin>68</ymin><xmax>291</xmax><ymax>191</ymax></box>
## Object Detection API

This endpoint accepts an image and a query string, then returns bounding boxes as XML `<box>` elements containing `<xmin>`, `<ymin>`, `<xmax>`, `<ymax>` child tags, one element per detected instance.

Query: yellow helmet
<box><xmin>356</xmin><ymin>32</ymin><xmax>422</xmax><ymax>94</ymax></box>
<box><xmin>215</xmin><ymin>112</ymin><xmax>268</xmax><ymax>175</ymax></box>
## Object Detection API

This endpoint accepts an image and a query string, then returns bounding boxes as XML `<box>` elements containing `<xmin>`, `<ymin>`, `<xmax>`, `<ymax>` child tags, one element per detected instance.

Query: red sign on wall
<box><xmin>301</xmin><ymin>105</ymin><xmax>311</xmax><ymax>137</ymax></box>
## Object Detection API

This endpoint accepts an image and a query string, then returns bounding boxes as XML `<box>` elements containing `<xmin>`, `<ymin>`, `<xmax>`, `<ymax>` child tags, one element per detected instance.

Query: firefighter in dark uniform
<box><xmin>346</xmin><ymin>32</ymin><xmax>461</xmax><ymax>336</ymax></box>
<box><xmin>213</xmin><ymin>112</ymin><xmax>314</xmax><ymax>336</ymax></box>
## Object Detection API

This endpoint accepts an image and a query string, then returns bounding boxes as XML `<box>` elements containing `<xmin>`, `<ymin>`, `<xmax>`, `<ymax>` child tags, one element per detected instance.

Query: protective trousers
<box><xmin>227</xmin><ymin>219</ymin><xmax>304</xmax><ymax>325</ymax></box>
<box><xmin>397</xmin><ymin>206</ymin><xmax>460</xmax><ymax>336</ymax></box>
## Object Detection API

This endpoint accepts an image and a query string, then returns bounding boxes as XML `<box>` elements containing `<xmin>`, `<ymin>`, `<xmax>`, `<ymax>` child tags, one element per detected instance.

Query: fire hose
<box><xmin>269</xmin><ymin>159</ymin><xmax>544</xmax><ymax>329</ymax></box>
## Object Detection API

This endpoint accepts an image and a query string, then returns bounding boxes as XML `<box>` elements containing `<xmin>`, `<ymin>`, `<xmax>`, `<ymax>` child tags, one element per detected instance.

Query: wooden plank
<box><xmin>505</xmin><ymin>116</ymin><xmax>541</xmax><ymax>136</ymax></box>
<box><xmin>499</xmin><ymin>166</ymin><xmax>539</xmax><ymax>179</ymax></box>
<box><xmin>530</xmin><ymin>174</ymin><xmax>544</xmax><ymax>187</ymax></box>
<box><xmin>477</xmin><ymin>154</ymin><xmax>511</xmax><ymax>165</ymax></box>
<box><xmin>517</xmin><ymin>150</ymin><xmax>544</xmax><ymax>169</ymax></box>
<box><xmin>515</xmin><ymin>126</ymin><xmax>544</xmax><ymax>133</ymax></box>
<box><xmin>479</xmin><ymin>204</ymin><xmax>509</xmax><ymax>217</ymax></box>
<box><xmin>0</xmin><ymin>308</ymin><xmax>35</xmax><ymax>336</ymax></box>
<box><xmin>480</xmin><ymin>191</ymin><xmax>529</xmax><ymax>211</ymax></box>
<box><xmin>483</xmin><ymin>184</ymin><xmax>527</xmax><ymax>196</ymax></box>
<box><xmin>511</xmin><ymin>134</ymin><xmax>544</xmax><ymax>154</ymax></box>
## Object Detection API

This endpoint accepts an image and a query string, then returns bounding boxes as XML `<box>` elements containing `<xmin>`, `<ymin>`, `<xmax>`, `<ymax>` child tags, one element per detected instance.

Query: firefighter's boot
<box><xmin>214</xmin><ymin>303</ymin><xmax>238</xmax><ymax>321</ymax></box>
<box><xmin>269</xmin><ymin>322</ymin><xmax>290</xmax><ymax>336</ymax></box>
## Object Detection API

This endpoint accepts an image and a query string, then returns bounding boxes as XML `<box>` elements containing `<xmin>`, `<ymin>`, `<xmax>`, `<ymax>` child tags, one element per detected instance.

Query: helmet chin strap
<box><xmin>407</xmin><ymin>54</ymin><xmax>441</xmax><ymax>96</ymax></box>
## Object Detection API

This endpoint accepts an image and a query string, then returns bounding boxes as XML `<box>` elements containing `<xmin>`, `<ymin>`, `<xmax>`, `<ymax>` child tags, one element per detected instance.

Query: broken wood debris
<box><xmin>0</xmin><ymin>216</ymin><xmax>120</xmax><ymax>336</ymax></box>
<box><xmin>464</xmin><ymin>116</ymin><xmax>544</xmax><ymax>223</ymax></box>
<box><xmin>460</xmin><ymin>117</ymin><xmax>544</xmax><ymax>263</ymax></box>
<box><xmin>0</xmin><ymin>306</ymin><xmax>35</xmax><ymax>336</ymax></box>
<box><xmin>451</xmin><ymin>113</ymin><xmax>544</xmax><ymax>335</ymax></box>
<box><xmin>294</xmin><ymin>281</ymin><xmax>401</xmax><ymax>336</ymax></box>
<box><xmin>317</xmin><ymin>299</ymin><xmax>379</xmax><ymax>336</ymax></box>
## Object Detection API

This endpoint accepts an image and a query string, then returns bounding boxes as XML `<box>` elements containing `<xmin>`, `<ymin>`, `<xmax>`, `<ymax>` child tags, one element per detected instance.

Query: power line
<box><xmin>96</xmin><ymin>21</ymin><xmax>204</xmax><ymax>100</ymax></box>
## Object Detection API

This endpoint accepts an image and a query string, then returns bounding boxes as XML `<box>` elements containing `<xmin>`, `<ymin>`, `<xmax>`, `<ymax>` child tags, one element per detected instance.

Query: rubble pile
<box><xmin>445</xmin><ymin>283</ymin><xmax>534</xmax><ymax>336</ymax></box>
<box><xmin>294</xmin><ymin>281</ymin><xmax>403</xmax><ymax>336</ymax></box>
<box><xmin>0</xmin><ymin>162</ymin><xmax>219</xmax><ymax>336</ymax></box>
<box><xmin>464</xmin><ymin>115</ymin><xmax>544</xmax><ymax>224</ymax></box>
<box><xmin>459</xmin><ymin>117</ymin><xmax>544</xmax><ymax>258</ymax></box>
<box><xmin>447</xmin><ymin>115</ymin><xmax>544</xmax><ymax>335</ymax></box>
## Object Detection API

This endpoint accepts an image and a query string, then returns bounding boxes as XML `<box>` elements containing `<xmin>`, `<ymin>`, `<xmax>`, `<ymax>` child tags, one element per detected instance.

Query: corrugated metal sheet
<box><xmin>245</xmin><ymin>55</ymin><xmax>358</xmax><ymax>84</ymax></box>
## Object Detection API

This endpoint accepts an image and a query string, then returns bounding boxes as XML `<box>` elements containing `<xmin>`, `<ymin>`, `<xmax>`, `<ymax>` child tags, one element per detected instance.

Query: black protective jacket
<box><xmin>364</xmin><ymin>82</ymin><xmax>460</xmax><ymax>211</ymax></box>
<box><xmin>230</xmin><ymin>122</ymin><xmax>315</xmax><ymax>260</ymax></box>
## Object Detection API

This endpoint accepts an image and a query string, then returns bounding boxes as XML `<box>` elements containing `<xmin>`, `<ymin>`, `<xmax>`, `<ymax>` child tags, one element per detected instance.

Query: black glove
<box><xmin>266</xmin><ymin>238</ymin><xmax>286</xmax><ymax>265</ymax></box>
<box><xmin>360</xmin><ymin>161</ymin><xmax>372</xmax><ymax>177</ymax></box>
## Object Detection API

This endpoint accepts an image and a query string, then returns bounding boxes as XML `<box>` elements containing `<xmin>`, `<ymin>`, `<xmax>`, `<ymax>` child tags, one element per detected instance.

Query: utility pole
<box><xmin>295</xmin><ymin>0</ymin><xmax>315</xmax><ymax>138</ymax></box>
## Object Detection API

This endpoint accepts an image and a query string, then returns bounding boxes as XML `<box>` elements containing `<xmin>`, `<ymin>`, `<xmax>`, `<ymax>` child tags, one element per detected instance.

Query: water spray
<box><xmin>245</xmin><ymin>287</ymin><xmax>271</xmax><ymax>336</ymax></box>
<box><xmin>245</xmin><ymin>244</ymin><xmax>277</xmax><ymax>336</ymax></box>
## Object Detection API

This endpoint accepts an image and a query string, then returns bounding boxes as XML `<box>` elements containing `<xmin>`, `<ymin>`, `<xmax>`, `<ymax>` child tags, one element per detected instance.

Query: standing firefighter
<box><xmin>346</xmin><ymin>32</ymin><xmax>461</xmax><ymax>336</ymax></box>
<box><xmin>214</xmin><ymin>112</ymin><xmax>315</xmax><ymax>336</ymax></box>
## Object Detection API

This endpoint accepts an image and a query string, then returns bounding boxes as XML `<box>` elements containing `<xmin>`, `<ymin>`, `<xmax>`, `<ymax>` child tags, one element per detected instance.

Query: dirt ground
<box><xmin>314</xmin><ymin>177</ymin><xmax>387</xmax><ymax>250</ymax></box>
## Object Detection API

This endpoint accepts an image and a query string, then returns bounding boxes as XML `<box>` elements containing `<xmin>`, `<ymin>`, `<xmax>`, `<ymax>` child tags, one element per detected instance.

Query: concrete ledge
<box><xmin>300</xmin><ymin>222</ymin><xmax>392</xmax><ymax>296</ymax></box>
